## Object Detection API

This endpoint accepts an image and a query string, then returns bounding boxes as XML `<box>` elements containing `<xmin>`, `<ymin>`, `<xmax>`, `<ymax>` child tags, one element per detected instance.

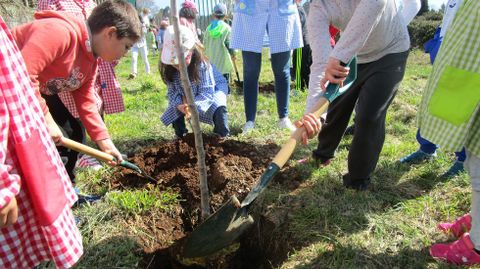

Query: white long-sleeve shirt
<box><xmin>397</xmin><ymin>0</ymin><xmax>421</xmax><ymax>25</ymax></box>
<box><xmin>440</xmin><ymin>0</ymin><xmax>462</xmax><ymax>38</ymax></box>
<box><xmin>305</xmin><ymin>0</ymin><xmax>410</xmax><ymax>112</ymax></box>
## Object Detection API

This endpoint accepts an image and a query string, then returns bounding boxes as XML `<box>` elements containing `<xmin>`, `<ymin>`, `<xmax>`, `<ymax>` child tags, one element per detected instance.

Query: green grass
<box><xmin>66</xmin><ymin>49</ymin><xmax>478</xmax><ymax>269</ymax></box>
<box><xmin>107</xmin><ymin>186</ymin><xmax>181</xmax><ymax>216</ymax></box>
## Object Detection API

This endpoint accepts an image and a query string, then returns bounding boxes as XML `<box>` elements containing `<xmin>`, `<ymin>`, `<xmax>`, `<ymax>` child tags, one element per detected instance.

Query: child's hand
<box><xmin>45</xmin><ymin>112</ymin><xmax>63</xmax><ymax>145</ymax></box>
<box><xmin>96</xmin><ymin>138</ymin><xmax>123</xmax><ymax>166</ymax></box>
<box><xmin>320</xmin><ymin>57</ymin><xmax>350</xmax><ymax>90</ymax></box>
<box><xmin>0</xmin><ymin>197</ymin><xmax>18</xmax><ymax>228</ymax></box>
<box><xmin>294</xmin><ymin>113</ymin><xmax>322</xmax><ymax>145</ymax></box>
<box><xmin>177</xmin><ymin>104</ymin><xmax>191</xmax><ymax>119</ymax></box>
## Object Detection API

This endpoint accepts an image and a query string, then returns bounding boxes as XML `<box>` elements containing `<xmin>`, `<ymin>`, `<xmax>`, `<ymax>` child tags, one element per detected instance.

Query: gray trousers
<box><xmin>468</xmin><ymin>151</ymin><xmax>480</xmax><ymax>249</ymax></box>
<box><xmin>313</xmin><ymin>51</ymin><xmax>409</xmax><ymax>180</ymax></box>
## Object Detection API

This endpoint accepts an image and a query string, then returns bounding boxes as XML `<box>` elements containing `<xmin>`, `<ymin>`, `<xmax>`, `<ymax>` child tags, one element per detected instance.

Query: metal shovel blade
<box><xmin>181</xmin><ymin>57</ymin><xmax>358</xmax><ymax>258</ymax></box>
<box><xmin>182</xmin><ymin>195</ymin><xmax>254</xmax><ymax>258</ymax></box>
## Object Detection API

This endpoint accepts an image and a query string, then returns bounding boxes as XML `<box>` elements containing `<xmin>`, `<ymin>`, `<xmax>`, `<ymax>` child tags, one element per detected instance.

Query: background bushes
<box><xmin>408</xmin><ymin>11</ymin><xmax>443</xmax><ymax>48</ymax></box>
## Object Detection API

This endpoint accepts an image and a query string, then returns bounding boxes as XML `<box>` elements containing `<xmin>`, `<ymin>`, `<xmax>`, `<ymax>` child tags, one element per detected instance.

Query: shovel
<box><xmin>181</xmin><ymin>57</ymin><xmax>358</xmax><ymax>258</ymax></box>
<box><xmin>232</xmin><ymin>56</ymin><xmax>243</xmax><ymax>87</ymax></box>
<box><xmin>61</xmin><ymin>137</ymin><xmax>158</xmax><ymax>184</ymax></box>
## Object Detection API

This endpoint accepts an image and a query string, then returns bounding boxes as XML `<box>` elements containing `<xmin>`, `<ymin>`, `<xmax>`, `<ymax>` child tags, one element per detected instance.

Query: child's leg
<box><xmin>140</xmin><ymin>46</ymin><xmax>150</xmax><ymax>74</ymax></box>
<box><xmin>42</xmin><ymin>94</ymin><xmax>86</xmax><ymax>183</ymax></box>
<box><xmin>172</xmin><ymin>115</ymin><xmax>188</xmax><ymax>138</ymax></box>
<box><xmin>467</xmin><ymin>151</ymin><xmax>480</xmax><ymax>249</ymax></box>
<box><xmin>213</xmin><ymin>106</ymin><xmax>229</xmax><ymax>137</ymax></box>
<box><xmin>223</xmin><ymin>73</ymin><xmax>231</xmax><ymax>94</ymax></box>
<box><xmin>456</xmin><ymin>147</ymin><xmax>467</xmax><ymax>162</ymax></box>
<box><xmin>416</xmin><ymin>128</ymin><xmax>439</xmax><ymax>154</ymax></box>
<box><xmin>131</xmin><ymin>46</ymin><xmax>139</xmax><ymax>75</ymax></box>
<box><xmin>242</xmin><ymin>51</ymin><xmax>262</xmax><ymax>122</ymax></box>
<box><xmin>270</xmin><ymin>51</ymin><xmax>291</xmax><ymax>119</ymax></box>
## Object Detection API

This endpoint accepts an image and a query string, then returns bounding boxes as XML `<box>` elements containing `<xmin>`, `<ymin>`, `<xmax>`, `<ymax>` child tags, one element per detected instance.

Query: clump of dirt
<box><xmin>232</xmin><ymin>82</ymin><xmax>275</xmax><ymax>94</ymax></box>
<box><xmin>258</xmin><ymin>82</ymin><xmax>275</xmax><ymax>93</ymax></box>
<box><xmin>110</xmin><ymin>134</ymin><xmax>304</xmax><ymax>268</ymax></box>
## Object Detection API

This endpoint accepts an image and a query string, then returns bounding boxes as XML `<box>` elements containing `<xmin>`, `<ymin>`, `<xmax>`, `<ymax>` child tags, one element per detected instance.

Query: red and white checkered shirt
<box><xmin>0</xmin><ymin>17</ymin><xmax>82</xmax><ymax>268</ymax></box>
<box><xmin>37</xmin><ymin>0</ymin><xmax>125</xmax><ymax>118</ymax></box>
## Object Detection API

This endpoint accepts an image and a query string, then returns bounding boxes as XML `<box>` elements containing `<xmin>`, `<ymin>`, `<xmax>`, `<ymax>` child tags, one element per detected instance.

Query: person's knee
<box><xmin>355</xmin><ymin>113</ymin><xmax>382</xmax><ymax>129</ymax></box>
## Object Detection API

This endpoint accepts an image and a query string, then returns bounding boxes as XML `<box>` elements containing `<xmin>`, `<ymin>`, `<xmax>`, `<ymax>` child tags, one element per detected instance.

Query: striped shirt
<box><xmin>418</xmin><ymin>0</ymin><xmax>480</xmax><ymax>157</ymax></box>
<box><xmin>161</xmin><ymin>62</ymin><xmax>228</xmax><ymax>125</ymax></box>
<box><xmin>230</xmin><ymin>0</ymin><xmax>303</xmax><ymax>54</ymax></box>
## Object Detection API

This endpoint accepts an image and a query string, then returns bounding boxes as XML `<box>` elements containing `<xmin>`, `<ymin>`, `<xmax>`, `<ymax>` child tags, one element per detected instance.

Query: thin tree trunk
<box><xmin>170</xmin><ymin>0</ymin><xmax>211</xmax><ymax>219</ymax></box>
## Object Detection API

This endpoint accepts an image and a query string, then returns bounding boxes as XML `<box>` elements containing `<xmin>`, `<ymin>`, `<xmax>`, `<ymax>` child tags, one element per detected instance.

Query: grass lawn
<box><xmin>65</xmin><ymin>49</ymin><xmax>475</xmax><ymax>269</ymax></box>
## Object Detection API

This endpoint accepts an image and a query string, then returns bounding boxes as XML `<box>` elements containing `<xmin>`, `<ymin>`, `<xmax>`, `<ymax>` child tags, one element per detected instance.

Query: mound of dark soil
<box><xmin>110</xmin><ymin>134</ymin><xmax>304</xmax><ymax>268</ymax></box>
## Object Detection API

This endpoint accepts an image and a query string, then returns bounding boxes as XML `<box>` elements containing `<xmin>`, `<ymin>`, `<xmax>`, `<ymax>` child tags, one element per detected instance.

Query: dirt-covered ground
<box><xmin>110</xmin><ymin>134</ymin><xmax>304</xmax><ymax>268</ymax></box>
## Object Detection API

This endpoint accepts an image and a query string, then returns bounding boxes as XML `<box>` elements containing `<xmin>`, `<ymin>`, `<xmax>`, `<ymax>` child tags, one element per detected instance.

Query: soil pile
<box><xmin>110</xmin><ymin>134</ymin><xmax>303</xmax><ymax>268</ymax></box>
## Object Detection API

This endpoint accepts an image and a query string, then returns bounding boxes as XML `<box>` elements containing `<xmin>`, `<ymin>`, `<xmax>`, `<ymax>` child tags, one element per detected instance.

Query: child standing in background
<box><xmin>179</xmin><ymin>0</ymin><xmax>200</xmax><ymax>43</ymax></box>
<box><xmin>157</xmin><ymin>19</ymin><xmax>169</xmax><ymax>51</ymax></box>
<box><xmin>399</xmin><ymin>0</ymin><xmax>466</xmax><ymax>178</ymax></box>
<box><xmin>129</xmin><ymin>9</ymin><xmax>151</xmax><ymax>79</ymax></box>
<box><xmin>146</xmin><ymin>26</ymin><xmax>157</xmax><ymax>55</ymax></box>
<box><xmin>160</xmin><ymin>26</ymin><xmax>230</xmax><ymax>138</ymax></box>
<box><xmin>203</xmin><ymin>3</ymin><xmax>235</xmax><ymax>83</ymax></box>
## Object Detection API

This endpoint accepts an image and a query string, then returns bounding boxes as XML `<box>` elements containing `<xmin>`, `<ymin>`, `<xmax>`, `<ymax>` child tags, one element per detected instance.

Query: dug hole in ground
<box><xmin>110</xmin><ymin>134</ymin><xmax>306</xmax><ymax>268</ymax></box>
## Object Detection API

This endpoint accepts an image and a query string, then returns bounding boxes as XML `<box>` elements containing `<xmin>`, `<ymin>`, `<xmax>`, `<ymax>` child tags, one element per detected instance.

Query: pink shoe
<box><xmin>437</xmin><ymin>213</ymin><xmax>472</xmax><ymax>238</ymax></box>
<box><xmin>430</xmin><ymin>233</ymin><xmax>480</xmax><ymax>265</ymax></box>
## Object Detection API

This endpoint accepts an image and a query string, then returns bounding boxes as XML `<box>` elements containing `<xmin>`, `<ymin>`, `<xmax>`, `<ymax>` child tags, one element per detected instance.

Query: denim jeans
<box><xmin>172</xmin><ymin>106</ymin><xmax>229</xmax><ymax>137</ymax></box>
<box><xmin>417</xmin><ymin>128</ymin><xmax>466</xmax><ymax>162</ymax></box>
<box><xmin>242</xmin><ymin>50</ymin><xmax>291</xmax><ymax>122</ymax></box>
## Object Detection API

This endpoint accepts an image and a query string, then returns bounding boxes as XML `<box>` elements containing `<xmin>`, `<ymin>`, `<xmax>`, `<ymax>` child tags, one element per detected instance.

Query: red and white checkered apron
<box><xmin>37</xmin><ymin>0</ymin><xmax>125</xmax><ymax>118</ymax></box>
<box><xmin>0</xmin><ymin>17</ymin><xmax>82</xmax><ymax>268</ymax></box>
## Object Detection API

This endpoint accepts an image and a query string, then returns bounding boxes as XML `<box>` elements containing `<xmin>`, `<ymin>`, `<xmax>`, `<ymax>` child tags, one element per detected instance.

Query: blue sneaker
<box><xmin>441</xmin><ymin>161</ymin><xmax>465</xmax><ymax>178</ymax></box>
<box><xmin>399</xmin><ymin>149</ymin><xmax>436</xmax><ymax>164</ymax></box>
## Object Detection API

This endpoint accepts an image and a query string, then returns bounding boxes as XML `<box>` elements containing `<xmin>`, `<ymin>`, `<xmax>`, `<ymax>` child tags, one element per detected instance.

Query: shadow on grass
<box><xmin>239</xmin><ymin>156</ymin><xmax>458</xmax><ymax>268</ymax></box>
<box><xmin>295</xmin><ymin>245</ymin><xmax>440</xmax><ymax>269</ymax></box>
<box><xmin>74</xmin><ymin>236</ymin><xmax>143</xmax><ymax>268</ymax></box>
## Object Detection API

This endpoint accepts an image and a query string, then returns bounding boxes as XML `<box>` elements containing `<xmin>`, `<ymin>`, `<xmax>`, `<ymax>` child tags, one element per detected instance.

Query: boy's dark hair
<box><xmin>160</xmin><ymin>45</ymin><xmax>207</xmax><ymax>85</ymax></box>
<box><xmin>88</xmin><ymin>0</ymin><xmax>141</xmax><ymax>41</ymax></box>
<box><xmin>214</xmin><ymin>14</ymin><xmax>226</xmax><ymax>20</ymax></box>
<box><xmin>179</xmin><ymin>6</ymin><xmax>197</xmax><ymax>20</ymax></box>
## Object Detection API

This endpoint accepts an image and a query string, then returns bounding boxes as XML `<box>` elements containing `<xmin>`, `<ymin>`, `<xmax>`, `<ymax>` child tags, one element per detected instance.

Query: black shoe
<box><xmin>342</xmin><ymin>174</ymin><xmax>370</xmax><ymax>191</ymax></box>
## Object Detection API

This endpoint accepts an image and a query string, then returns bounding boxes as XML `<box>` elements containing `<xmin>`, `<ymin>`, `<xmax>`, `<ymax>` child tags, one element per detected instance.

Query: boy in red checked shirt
<box><xmin>37</xmin><ymin>0</ymin><xmax>128</xmax><ymax>173</ymax></box>
<box><xmin>12</xmin><ymin>0</ymin><xmax>141</xmax><ymax>177</ymax></box>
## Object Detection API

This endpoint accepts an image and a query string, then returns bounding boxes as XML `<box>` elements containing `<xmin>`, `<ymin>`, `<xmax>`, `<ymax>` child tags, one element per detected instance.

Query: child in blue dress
<box><xmin>160</xmin><ymin>25</ymin><xmax>230</xmax><ymax>138</ymax></box>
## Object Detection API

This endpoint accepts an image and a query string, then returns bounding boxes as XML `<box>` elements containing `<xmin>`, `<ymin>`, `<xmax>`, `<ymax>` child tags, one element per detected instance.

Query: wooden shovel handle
<box><xmin>272</xmin><ymin>97</ymin><xmax>329</xmax><ymax>168</ymax></box>
<box><xmin>61</xmin><ymin>137</ymin><xmax>115</xmax><ymax>163</ymax></box>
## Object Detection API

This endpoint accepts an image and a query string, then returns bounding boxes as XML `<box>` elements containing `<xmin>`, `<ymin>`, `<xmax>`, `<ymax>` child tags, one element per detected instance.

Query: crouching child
<box><xmin>160</xmin><ymin>25</ymin><xmax>230</xmax><ymax>138</ymax></box>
